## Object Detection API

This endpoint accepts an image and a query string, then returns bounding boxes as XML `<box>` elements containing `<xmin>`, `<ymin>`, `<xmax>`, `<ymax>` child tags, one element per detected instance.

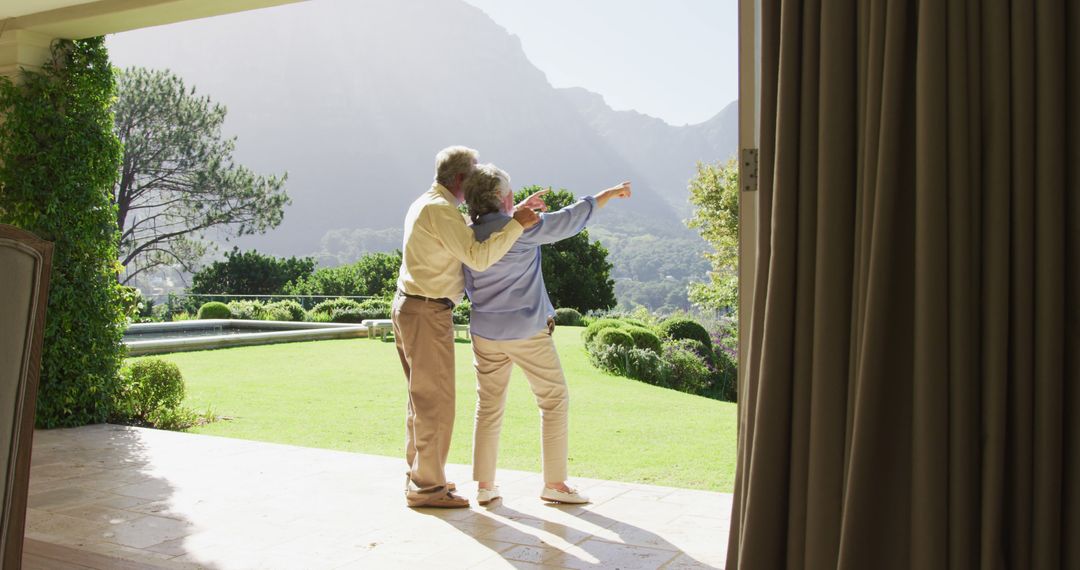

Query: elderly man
<box><xmin>393</xmin><ymin>146</ymin><xmax>541</xmax><ymax>508</ymax></box>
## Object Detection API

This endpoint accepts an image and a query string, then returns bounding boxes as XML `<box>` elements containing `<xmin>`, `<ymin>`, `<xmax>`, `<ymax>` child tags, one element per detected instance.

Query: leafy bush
<box><xmin>588</xmin><ymin>343</ymin><xmax>623</xmax><ymax>372</ymax></box>
<box><xmin>595</xmin><ymin>328</ymin><xmax>635</xmax><ymax>350</ymax></box>
<box><xmin>582</xmin><ymin>318</ymin><xmax>627</xmax><ymax>344</ymax></box>
<box><xmin>115</xmin><ymin>359</ymin><xmax>186</xmax><ymax>423</ymax></box>
<box><xmin>662</xmin><ymin>343</ymin><xmax>712</xmax><ymax>394</ymax></box>
<box><xmin>147</xmin><ymin>406</ymin><xmax>201</xmax><ymax>431</ymax></box>
<box><xmin>453</xmin><ymin>299</ymin><xmax>471</xmax><ymax>324</ymax></box>
<box><xmin>708</xmin><ymin>346</ymin><xmax>738</xmax><ymax>402</ymax></box>
<box><xmin>624</xmin><ymin>326</ymin><xmax>662</xmax><ymax>354</ymax></box>
<box><xmin>227</xmin><ymin>300</ymin><xmax>267</xmax><ymax>320</ymax></box>
<box><xmin>118</xmin><ymin>285</ymin><xmax>144</xmax><ymax>321</ymax></box>
<box><xmin>359</xmin><ymin>298</ymin><xmax>393</xmax><ymax>320</ymax></box>
<box><xmin>306</xmin><ymin>311</ymin><xmax>333</xmax><ymax>323</ymax></box>
<box><xmin>0</xmin><ymin>38</ymin><xmax>126</xmax><ymax>427</ymax></box>
<box><xmin>263</xmin><ymin>306</ymin><xmax>293</xmax><ymax>321</ymax></box>
<box><xmin>265</xmin><ymin>300</ymin><xmax>305</xmax><ymax>321</ymax></box>
<box><xmin>657</xmin><ymin>317</ymin><xmax>713</xmax><ymax>351</ymax></box>
<box><xmin>624</xmin><ymin>347</ymin><xmax>667</xmax><ymax>385</ymax></box>
<box><xmin>554</xmin><ymin>308</ymin><xmax>583</xmax><ymax>326</ymax></box>
<box><xmin>329</xmin><ymin>308</ymin><xmax>363</xmax><ymax>323</ymax></box>
<box><xmin>310</xmin><ymin>298</ymin><xmax>363</xmax><ymax>317</ymax></box>
<box><xmin>588</xmin><ymin>344</ymin><xmax>667</xmax><ymax>387</ymax></box>
<box><xmin>197</xmin><ymin>301</ymin><xmax>231</xmax><ymax>319</ymax></box>
<box><xmin>665</xmin><ymin>338</ymin><xmax>711</xmax><ymax>363</ymax></box>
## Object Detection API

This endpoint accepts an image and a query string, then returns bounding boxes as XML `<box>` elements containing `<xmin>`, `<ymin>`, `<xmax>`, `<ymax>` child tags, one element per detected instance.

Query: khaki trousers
<box><xmin>392</xmin><ymin>294</ymin><xmax>455</xmax><ymax>494</ymax></box>
<box><xmin>471</xmin><ymin>323</ymin><xmax>569</xmax><ymax>483</ymax></box>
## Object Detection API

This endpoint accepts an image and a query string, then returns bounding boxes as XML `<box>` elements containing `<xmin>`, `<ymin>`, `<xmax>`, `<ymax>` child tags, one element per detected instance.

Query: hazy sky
<box><xmin>462</xmin><ymin>0</ymin><xmax>738</xmax><ymax>126</ymax></box>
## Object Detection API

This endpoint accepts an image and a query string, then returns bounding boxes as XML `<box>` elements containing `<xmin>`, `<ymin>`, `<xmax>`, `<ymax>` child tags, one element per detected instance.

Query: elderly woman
<box><xmin>462</xmin><ymin>163</ymin><xmax>630</xmax><ymax>505</ymax></box>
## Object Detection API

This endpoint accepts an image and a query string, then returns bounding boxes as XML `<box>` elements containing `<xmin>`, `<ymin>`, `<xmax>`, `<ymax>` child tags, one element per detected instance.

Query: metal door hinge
<box><xmin>740</xmin><ymin>148</ymin><xmax>758</xmax><ymax>192</ymax></box>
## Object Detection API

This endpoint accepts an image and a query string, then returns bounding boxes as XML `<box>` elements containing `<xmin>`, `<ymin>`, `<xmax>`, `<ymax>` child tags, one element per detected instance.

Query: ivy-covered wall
<box><xmin>0</xmin><ymin>38</ymin><xmax>126</xmax><ymax>427</ymax></box>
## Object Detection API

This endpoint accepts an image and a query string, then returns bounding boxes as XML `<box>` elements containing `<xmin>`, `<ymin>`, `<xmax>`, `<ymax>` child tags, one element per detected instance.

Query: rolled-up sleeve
<box><xmin>519</xmin><ymin>196</ymin><xmax>597</xmax><ymax>246</ymax></box>
<box><xmin>427</xmin><ymin>204</ymin><xmax>524</xmax><ymax>271</ymax></box>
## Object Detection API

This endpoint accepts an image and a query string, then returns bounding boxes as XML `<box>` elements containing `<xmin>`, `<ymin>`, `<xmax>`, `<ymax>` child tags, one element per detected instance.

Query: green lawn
<box><xmin>136</xmin><ymin>326</ymin><xmax>737</xmax><ymax>492</ymax></box>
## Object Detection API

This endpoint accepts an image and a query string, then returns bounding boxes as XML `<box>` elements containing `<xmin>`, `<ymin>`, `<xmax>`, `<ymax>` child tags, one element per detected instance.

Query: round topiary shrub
<box><xmin>624</xmin><ymin>326</ymin><xmax>662</xmax><ymax>354</ymax></box>
<box><xmin>310</xmin><ymin>298</ymin><xmax>363</xmax><ymax>317</ymax></box>
<box><xmin>657</xmin><ymin>317</ymin><xmax>713</xmax><ymax>350</ymax></box>
<box><xmin>583</xmin><ymin>318</ymin><xmax>627</xmax><ymax>344</ymax></box>
<box><xmin>116</xmin><ymin>359</ymin><xmax>186</xmax><ymax>422</ymax></box>
<box><xmin>595</xmin><ymin>328</ymin><xmax>635</xmax><ymax>350</ymax></box>
<box><xmin>197</xmin><ymin>301</ymin><xmax>231</xmax><ymax>319</ymax></box>
<box><xmin>554</xmin><ymin>308</ymin><xmax>583</xmax><ymax>327</ymax></box>
<box><xmin>265</xmin><ymin>300</ymin><xmax>305</xmax><ymax>321</ymax></box>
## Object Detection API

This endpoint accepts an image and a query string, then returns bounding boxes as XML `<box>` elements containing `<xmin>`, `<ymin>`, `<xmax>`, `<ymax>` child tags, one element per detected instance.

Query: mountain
<box><xmin>109</xmin><ymin>0</ymin><xmax>736</xmax><ymax>258</ymax></box>
<box><xmin>561</xmin><ymin>88</ymin><xmax>738</xmax><ymax>216</ymax></box>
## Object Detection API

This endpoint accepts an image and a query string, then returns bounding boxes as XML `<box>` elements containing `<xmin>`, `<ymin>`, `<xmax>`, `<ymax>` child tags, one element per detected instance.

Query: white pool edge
<box><xmin>124</xmin><ymin>319</ymin><xmax>370</xmax><ymax>356</ymax></box>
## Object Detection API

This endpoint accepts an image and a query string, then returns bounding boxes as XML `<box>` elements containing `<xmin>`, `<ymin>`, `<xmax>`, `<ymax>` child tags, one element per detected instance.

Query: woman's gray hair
<box><xmin>464</xmin><ymin>163</ymin><xmax>512</xmax><ymax>222</ymax></box>
<box><xmin>434</xmin><ymin>145</ymin><xmax>479</xmax><ymax>187</ymax></box>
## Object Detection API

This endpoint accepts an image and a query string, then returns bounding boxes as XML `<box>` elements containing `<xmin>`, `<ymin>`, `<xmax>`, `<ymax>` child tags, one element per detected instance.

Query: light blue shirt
<box><xmin>464</xmin><ymin>196</ymin><xmax>597</xmax><ymax>340</ymax></box>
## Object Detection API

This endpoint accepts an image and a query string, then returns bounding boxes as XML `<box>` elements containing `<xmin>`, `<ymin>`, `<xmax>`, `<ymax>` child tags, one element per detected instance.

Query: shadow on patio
<box><xmin>24</xmin><ymin>425</ymin><xmax>729</xmax><ymax>569</ymax></box>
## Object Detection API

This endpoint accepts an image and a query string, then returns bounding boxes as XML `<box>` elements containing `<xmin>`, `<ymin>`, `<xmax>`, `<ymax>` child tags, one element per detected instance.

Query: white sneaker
<box><xmin>476</xmin><ymin>486</ymin><xmax>501</xmax><ymax>505</ymax></box>
<box><xmin>540</xmin><ymin>486</ymin><xmax>589</xmax><ymax>504</ymax></box>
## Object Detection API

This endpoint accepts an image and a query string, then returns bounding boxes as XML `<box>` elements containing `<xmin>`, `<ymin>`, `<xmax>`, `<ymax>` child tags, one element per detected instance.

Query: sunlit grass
<box><xmin>135</xmin><ymin>326</ymin><xmax>736</xmax><ymax>492</ymax></box>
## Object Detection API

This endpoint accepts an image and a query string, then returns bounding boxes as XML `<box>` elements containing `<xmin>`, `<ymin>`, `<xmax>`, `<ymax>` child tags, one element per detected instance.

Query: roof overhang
<box><xmin>1</xmin><ymin>0</ymin><xmax>308</xmax><ymax>40</ymax></box>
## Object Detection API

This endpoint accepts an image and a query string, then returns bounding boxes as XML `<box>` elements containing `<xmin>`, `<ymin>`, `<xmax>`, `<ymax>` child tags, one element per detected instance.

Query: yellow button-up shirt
<box><xmin>396</xmin><ymin>183</ymin><xmax>524</xmax><ymax>304</ymax></box>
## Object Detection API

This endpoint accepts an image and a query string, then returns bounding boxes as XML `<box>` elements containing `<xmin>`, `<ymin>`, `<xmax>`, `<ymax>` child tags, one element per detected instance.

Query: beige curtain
<box><xmin>727</xmin><ymin>0</ymin><xmax>1080</xmax><ymax>568</ymax></box>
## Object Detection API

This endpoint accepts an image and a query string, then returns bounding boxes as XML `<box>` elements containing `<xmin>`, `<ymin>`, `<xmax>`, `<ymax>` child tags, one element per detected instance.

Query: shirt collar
<box><xmin>476</xmin><ymin>211</ymin><xmax>511</xmax><ymax>224</ymax></box>
<box><xmin>433</xmin><ymin>182</ymin><xmax>461</xmax><ymax>205</ymax></box>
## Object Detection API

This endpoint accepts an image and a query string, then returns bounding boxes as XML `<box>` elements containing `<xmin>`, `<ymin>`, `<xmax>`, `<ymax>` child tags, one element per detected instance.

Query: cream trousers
<box><xmin>471</xmin><ymin>325</ymin><xmax>569</xmax><ymax>483</ymax></box>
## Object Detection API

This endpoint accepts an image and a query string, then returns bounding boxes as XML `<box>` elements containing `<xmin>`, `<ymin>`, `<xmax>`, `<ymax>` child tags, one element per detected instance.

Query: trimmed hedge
<box><xmin>554</xmin><ymin>308</ymin><xmax>584</xmax><ymax>327</ymax></box>
<box><xmin>595</xmin><ymin>328</ymin><xmax>635</xmax><ymax>350</ymax></box>
<box><xmin>197</xmin><ymin>302</ymin><xmax>232</xmax><ymax>319</ymax></box>
<box><xmin>624</xmin><ymin>326</ymin><xmax>662</xmax><ymax>354</ymax></box>
<box><xmin>582</xmin><ymin>318</ymin><xmax>627</xmax><ymax>344</ymax></box>
<box><xmin>657</xmin><ymin>317</ymin><xmax>713</xmax><ymax>350</ymax></box>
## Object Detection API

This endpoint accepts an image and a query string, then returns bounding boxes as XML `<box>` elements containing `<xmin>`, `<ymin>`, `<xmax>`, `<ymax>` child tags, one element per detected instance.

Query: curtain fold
<box><xmin>727</xmin><ymin>0</ymin><xmax>1079</xmax><ymax>568</ymax></box>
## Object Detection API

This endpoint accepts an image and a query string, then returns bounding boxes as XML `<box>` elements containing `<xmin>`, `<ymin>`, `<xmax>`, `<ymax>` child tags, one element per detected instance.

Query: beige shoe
<box><xmin>540</xmin><ymin>486</ymin><xmax>589</xmax><ymax>504</ymax></box>
<box><xmin>404</xmin><ymin>473</ymin><xmax>455</xmax><ymax>493</ymax></box>
<box><xmin>407</xmin><ymin>490</ymin><xmax>469</xmax><ymax>509</ymax></box>
<box><xmin>476</xmin><ymin>486</ymin><xmax>501</xmax><ymax>506</ymax></box>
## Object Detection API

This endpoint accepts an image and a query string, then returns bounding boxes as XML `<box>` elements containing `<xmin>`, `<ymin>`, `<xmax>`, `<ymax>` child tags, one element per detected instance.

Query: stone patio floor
<box><xmin>24</xmin><ymin>425</ymin><xmax>730</xmax><ymax>569</ymax></box>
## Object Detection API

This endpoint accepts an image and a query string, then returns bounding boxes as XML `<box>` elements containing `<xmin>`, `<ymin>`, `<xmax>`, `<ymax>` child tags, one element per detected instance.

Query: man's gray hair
<box><xmin>464</xmin><ymin>163</ymin><xmax>512</xmax><ymax>223</ymax></box>
<box><xmin>434</xmin><ymin>145</ymin><xmax>479</xmax><ymax>187</ymax></box>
